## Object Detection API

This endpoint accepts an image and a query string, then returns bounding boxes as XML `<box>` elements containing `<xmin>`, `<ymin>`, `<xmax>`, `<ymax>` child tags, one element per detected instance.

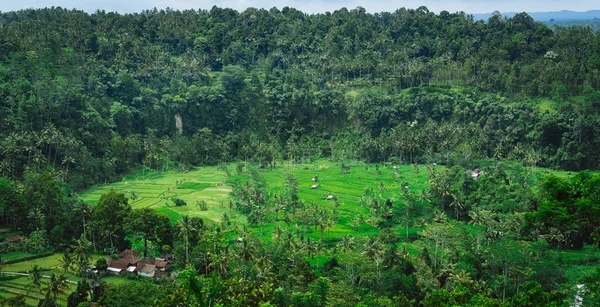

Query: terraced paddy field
<box><xmin>80</xmin><ymin>160</ymin><xmax>433</xmax><ymax>242</ymax></box>
<box><xmin>0</xmin><ymin>253</ymin><xmax>144</xmax><ymax>305</ymax></box>
<box><xmin>80</xmin><ymin>165</ymin><xmax>238</xmax><ymax>224</ymax></box>
<box><xmin>0</xmin><ymin>273</ymin><xmax>76</xmax><ymax>306</ymax></box>
<box><xmin>79</xmin><ymin>160</ymin><xmax>578</xmax><ymax>242</ymax></box>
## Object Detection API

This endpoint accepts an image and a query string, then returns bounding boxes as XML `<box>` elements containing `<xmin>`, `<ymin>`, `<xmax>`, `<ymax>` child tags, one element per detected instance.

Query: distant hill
<box><xmin>472</xmin><ymin>9</ymin><xmax>600</xmax><ymax>22</ymax></box>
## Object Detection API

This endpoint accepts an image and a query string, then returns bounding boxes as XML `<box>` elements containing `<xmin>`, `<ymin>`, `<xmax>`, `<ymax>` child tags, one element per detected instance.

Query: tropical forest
<box><xmin>1</xmin><ymin>5</ymin><xmax>600</xmax><ymax>307</ymax></box>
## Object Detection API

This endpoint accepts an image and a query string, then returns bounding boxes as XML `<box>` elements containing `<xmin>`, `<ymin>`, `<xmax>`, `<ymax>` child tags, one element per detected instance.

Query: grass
<box><xmin>238</xmin><ymin>160</ymin><xmax>431</xmax><ymax>242</ymax></box>
<box><xmin>80</xmin><ymin>164</ymin><xmax>238</xmax><ymax>224</ymax></box>
<box><xmin>78</xmin><ymin>159</ymin><xmax>600</xmax><ymax>273</ymax></box>
<box><xmin>3</xmin><ymin>253</ymin><xmax>102</xmax><ymax>278</ymax></box>
<box><xmin>79</xmin><ymin>159</ymin><xmax>579</xmax><ymax>241</ymax></box>
<box><xmin>80</xmin><ymin>160</ymin><xmax>432</xmax><ymax>245</ymax></box>
<box><xmin>0</xmin><ymin>273</ymin><xmax>76</xmax><ymax>306</ymax></box>
<box><xmin>559</xmin><ymin>245</ymin><xmax>600</xmax><ymax>285</ymax></box>
<box><xmin>0</xmin><ymin>253</ymin><xmax>122</xmax><ymax>305</ymax></box>
<box><xmin>1</xmin><ymin>251</ymin><xmax>39</xmax><ymax>262</ymax></box>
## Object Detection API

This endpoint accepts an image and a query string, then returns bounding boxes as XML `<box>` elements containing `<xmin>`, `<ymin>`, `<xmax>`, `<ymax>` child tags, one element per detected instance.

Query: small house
<box><xmin>326</xmin><ymin>195</ymin><xmax>334</xmax><ymax>200</ymax></box>
<box><xmin>3</xmin><ymin>234</ymin><xmax>24</xmax><ymax>244</ymax></box>
<box><xmin>312</xmin><ymin>176</ymin><xmax>318</xmax><ymax>182</ymax></box>
<box><xmin>106</xmin><ymin>259</ymin><xmax>129</xmax><ymax>275</ymax></box>
<box><xmin>311</xmin><ymin>185</ymin><xmax>319</xmax><ymax>189</ymax></box>
<box><xmin>138</xmin><ymin>264</ymin><xmax>157</xmax><ymax>278</ymax></box>
<box><xmin>155</xmin><ymin>259</ymin><xmax>168</xmax><ymax>272</ymax></box>
<box><xmin>107</xmin><ymin>267</ymin><xmax>123</xmax><ymax>274</ymax></box>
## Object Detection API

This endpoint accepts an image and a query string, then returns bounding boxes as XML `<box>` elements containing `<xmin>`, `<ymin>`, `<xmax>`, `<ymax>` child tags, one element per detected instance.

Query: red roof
<box><xmin>155</xmin><ymin>259</ymin><xmax>168</xmax><ymax>269</ymax></box>
<box><xmin>119</xmin><ymin>249</ymin><xmax>139</xmax><ymax>259</ymax></box>
<box><xmin>4</xmin><ymin>235</ymin><xmax>24</xmax><ymax>243</ymax></box>
<box><xmin>107</xmin><ymin>258</ymin><xmax>130</xmax><ymax>270</ymax></box>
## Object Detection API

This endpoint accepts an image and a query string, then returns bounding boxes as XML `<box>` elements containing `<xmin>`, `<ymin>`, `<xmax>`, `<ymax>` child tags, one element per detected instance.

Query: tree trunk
<box><xmin>143</xmin><ymin>236</ymin><xmax>148</xmax><ymax>258</ymax></box>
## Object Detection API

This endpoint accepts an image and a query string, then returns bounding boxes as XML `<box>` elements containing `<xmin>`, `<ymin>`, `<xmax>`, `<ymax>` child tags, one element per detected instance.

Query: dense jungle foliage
<box><xmin>1</xmin><ymin>6</ymin><xmax>600</xmax><ymax>307</ymax></box>
<box><xmin>1</xmin><ymin>6</ymin><xmax>600</xmax><ymax>188</ymax></box>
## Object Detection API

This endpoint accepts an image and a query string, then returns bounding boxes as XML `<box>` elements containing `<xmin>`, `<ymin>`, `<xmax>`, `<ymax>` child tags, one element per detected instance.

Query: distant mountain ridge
<box><xmin>472</xmin><ymin>9</ymin><xmax>600</xmax><ymax>21</ymax></box>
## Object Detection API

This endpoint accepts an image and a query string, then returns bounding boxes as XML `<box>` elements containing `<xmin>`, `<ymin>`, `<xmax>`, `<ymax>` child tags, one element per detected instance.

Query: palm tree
<box><xmin>361</xmin><ymin>237</ymin><xmax>382</xmax><ymax>260</ymax></box>
<box><xmin>73</xmin><ymin>200</ymin><xmax>90</xmax><ymax>237</ymax></box>
<box><xmin>433</xmin><ymin>210</ymin><xmax>448</xmax><ymax>224</ymax></box>
<box><xmin>76</xmin><ymin>256</ymin><xmax>91</xmax><ymax>279</ymax></box>
<box><xmin>58</xmin><ymin>250</ymin><xmax>74</xmax><ymax>274</ymax></box>
<box><xmin>29</xmin><ymin>264</ymin><xmax>43</xmax><ymax>305</ymax></box>
<box><xmin>72</xmin><ymin>235</ymin><xmax>92</xmax><ymax>278</ymax></box>
<box><xmin>304</xmin><ymin>239</ymin><xmax>317</xmax><ymax>259</ymax></box>
<box><xmin>177</xmin><ymin>215</ymin><xmax>196</xmax><ymax>264</ymax></box>
<box><xmin>468</xmin><ymin>208</ymin><xmax>493</xmax><ymax>229</ymax></box>
<box><xmin>448</xmin><ymin>194</ymin><xmax>464</xmax><ymax>220</ymax></box>
<box><xmin>43</xmin><ymin>273</ymin><xmax>69</xmax><ymax>302</ymax></box>
<box><xmin>336</xmin><ymin>235</ymin><xmax>355</xmax><ymax>253</ymax></box>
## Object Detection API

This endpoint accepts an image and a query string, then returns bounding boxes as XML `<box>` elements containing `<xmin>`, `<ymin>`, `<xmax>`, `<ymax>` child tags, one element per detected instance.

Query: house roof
<box><xmin>155</xmin><ymin>259</ymin><xmax>168</xmax><ymax>269</ymax></box>
<box><xmin>136</xmin><ymin>258</ymin><xmax>154</xmax><ymax>269</ymax></box>
<box><xmin>138</xmin><ymin>264</ymin><xmax>156</xmax><ymax>274</ymax></box>
<box><xmin>4</xmin><ymin>235</ymin><xmax>24</xmax><ymax>243</ymax></box>
<box><xmin>107</xmin><ymin>267</ymin><xmax>122</xmax><ymax>273</ymax></box>
<box><xmin>119</xmin><ymin>249</ymin><xmax>139</xmax><ymax>259</ymax></box>
<box><xmin>107</xmin><ymin>258</ymin><xmax>130</xmax><ymax>270</ymax></box>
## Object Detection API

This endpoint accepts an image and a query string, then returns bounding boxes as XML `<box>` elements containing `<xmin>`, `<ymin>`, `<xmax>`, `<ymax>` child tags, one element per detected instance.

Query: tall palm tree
<box><xmin>304</xmin><ymin>239</ymin><xmax>317</xmax><ymax>259</ymax></box>
<box><xmin>468</xmin><ymin>208</ymin><xmax>493</xmax><ymax>229</ymax></box>
<box><xmin>73</xmin><ymin>200</ymin><xmax>90</xmax><ymax>237</ymax></box>
<box><xmin>361</xmin><ymin>237</ymin><xmax>382</xmax><ymax>260</ymax></box>
<box><xmin>433</xmin><ymin>210</ymin><xmax>448</xmax><ymax>224</ymax></box>
<box><xmin>336</xmin><ymin>235</ymin><xmax>355</xmax><ymax>253</ymax></box>
<box><xmin>29</xmin><ymin>264</ymin><xmax>43</xmax><ymax>305</ymax></box>
<box><xmin>73</xmin><ymin>235</ymin><xmax>92</xmax><ymax>278</ymax></box>
<box><xmin>177</xmin><ymin>215</ymin><xmax>196</xmax><ymax>264</ymax></box>
<box><xmin>43</xmin><ymin>273</ymin><xmax>69</xmax><ymax>303</ymax></box>
<box><xmin>58</xmin><ymin>250</ymin><xmax>74</xmax><ymax>274</ymax></box>
<box><xmin>448</xmin><ymin>194</ymin><xmax>464</xmax><ymax>220</ymax></box>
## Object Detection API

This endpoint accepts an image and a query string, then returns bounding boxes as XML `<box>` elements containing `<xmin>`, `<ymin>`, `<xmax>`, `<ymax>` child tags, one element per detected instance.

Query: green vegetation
<box><xmin>1</xmin><ymin>5</ymin><xmax>600</xmax><ymax>307</ymax></box>
<box><xmin>80</xmin><ymin>166</ymin><xmax>235</xmax><ymax>223</ymax></box>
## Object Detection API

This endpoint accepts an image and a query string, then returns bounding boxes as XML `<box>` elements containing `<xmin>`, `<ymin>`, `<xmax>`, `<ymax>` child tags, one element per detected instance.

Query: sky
<box><xmin>0</xmin><ymin>0</ymin><xmax>598</xmax><ymax>15</ymax></box>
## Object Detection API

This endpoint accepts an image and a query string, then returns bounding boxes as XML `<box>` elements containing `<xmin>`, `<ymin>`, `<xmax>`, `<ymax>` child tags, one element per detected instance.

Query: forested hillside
<box><xmin>1</xmin><ymin>6</ymin><xmax>600</xmax><ymax>307</ymax></box>
<box><xmin>1</xmin><ymin>7</ymin><xmax>600</xmax><ymax>189</ymax></box>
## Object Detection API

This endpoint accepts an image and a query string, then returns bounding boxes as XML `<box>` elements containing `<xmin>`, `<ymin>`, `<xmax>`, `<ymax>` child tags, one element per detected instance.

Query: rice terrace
<box><xmin>2</xmin><ymin>4</ymin><xmax>600</xmax><ymax>306</ymax></box>
<box><xmin>80</xmin><ymin>160</ymin><xmax>431</xmax><ymax>239</ymax></box>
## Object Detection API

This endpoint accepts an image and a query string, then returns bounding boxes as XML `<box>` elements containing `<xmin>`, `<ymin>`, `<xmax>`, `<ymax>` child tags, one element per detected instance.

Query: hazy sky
<box><xmin>0</xmin><ymin>0</ymin><xmax>598</xmax><ymax>14</ymax></box>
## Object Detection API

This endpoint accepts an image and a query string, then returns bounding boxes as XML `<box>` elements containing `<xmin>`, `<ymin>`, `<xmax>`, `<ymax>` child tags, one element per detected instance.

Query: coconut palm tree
<box><xmin>304</xmin><ymin>239</ymin><xmax>317</xmax><ymax>259</ymax></box>
<box><xmin>433</xmin><ymin>210</ymin><xmax>448</xmax><ymax>224</ymax></box>
<box><xmin>177</xmin><ymin>215</ymin><xmax>196</xmax><ymax>264</ymax></box>
<box><xmin>72</xmin><ymin>199</ymin><xmax>91</xmax><ymax>238</ymax></box>
<box><xmin>44</xmin><ymin>273</ymin><xmax>69</xmax><ymax>302</ymax></box>
<box><xmin>58</xmin><ymin>250</ymin><xmax>74</xmax><ymax>274</ymax></box>
<box><xmin>69</xmin><ymin>236</ymin><xmax>92</xmax><ymax>279</ymax></box>
<box><xmin>468</xmin><ymin>208</ymin><xmax>493</xmax><ymax>229</ymax></box>
<box><xmin>336</xmin><ymin>235</ymin><xmax>355</xmax><ymax>253</ymax></box>
<box><xmin>361</xmin><ymin>237</ymin><xmax>383</xmax><ymax>260</ymax></box>
<box><xmin>448</xmin><ymin>194</ymin><xmax>464</xmax><ymax>220</ymax></box>
<box><xmin>29</xmin><ymin>264</ymin><xmax>43</xmax><ymax>305</ymax></box>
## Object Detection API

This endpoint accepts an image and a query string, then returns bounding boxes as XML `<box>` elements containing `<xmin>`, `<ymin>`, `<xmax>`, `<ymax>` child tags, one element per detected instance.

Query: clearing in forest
<box><xmin>80</xmin><ymin>160</ymin><xmax>431</xmax><ymax>239</ymax></box>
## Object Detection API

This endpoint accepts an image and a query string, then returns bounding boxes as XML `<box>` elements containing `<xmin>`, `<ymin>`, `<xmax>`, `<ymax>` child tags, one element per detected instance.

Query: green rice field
<box><xmin>80</xmin><ymin>160</ymin><xmax>433</xmax><ymax>243</ymax></box>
